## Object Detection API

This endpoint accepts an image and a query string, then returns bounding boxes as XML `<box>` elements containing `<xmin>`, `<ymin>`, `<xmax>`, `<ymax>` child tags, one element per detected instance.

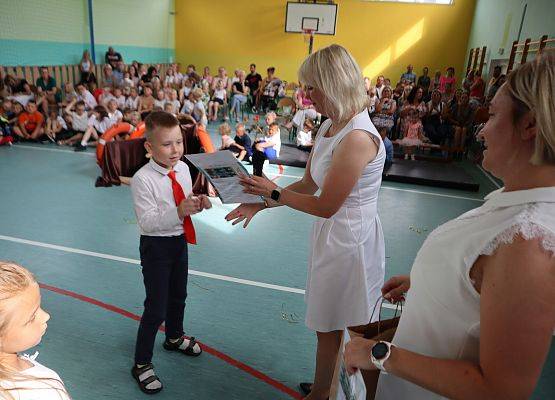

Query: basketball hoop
<box><xmin>303</xmin><ymin>29</ymin><xmax>315</xmax><ymax>55</ymax></box>
<box><xmin>303</xmin><ymin>28</ymin><xmax>315</xmax><ymax>43</ymax></box>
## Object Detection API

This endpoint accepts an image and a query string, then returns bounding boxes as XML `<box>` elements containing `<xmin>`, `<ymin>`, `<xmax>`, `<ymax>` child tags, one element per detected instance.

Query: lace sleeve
<box><xmin>480</xmin><ymin>220</ymin><xmax>555</xmax><ymax>258</ymax></box>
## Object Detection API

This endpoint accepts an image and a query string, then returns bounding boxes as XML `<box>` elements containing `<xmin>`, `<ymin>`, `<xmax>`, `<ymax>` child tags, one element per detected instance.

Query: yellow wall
<box><xmin>175</xmin><ymin>0</ymin><xmax>476</xmax><ymax>85</ymax></box>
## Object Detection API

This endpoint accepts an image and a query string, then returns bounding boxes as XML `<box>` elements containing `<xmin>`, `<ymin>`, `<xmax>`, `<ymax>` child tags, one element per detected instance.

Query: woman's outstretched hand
<box><xmin>225</xmin><ymin>203</ymin><xmax>265</xmax><ymax>228</ymax></box>
<box><xmin>239</xmin><ymin>174</ymin><xmax>277</xmax><ymax>198</ymax></box>
<box><xmin>381</xmin><ymin>275</ymin><xmax>410</xmax><ymax>303</ymax></box>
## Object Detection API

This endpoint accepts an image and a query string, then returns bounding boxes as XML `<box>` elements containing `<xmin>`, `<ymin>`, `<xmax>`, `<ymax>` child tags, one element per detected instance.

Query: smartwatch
<box><xmin>270</xmin><ymin>187</ymin><xmax>282</xmax><ymax>202</ymax></box>
<box><xmin>370</xmin><ymin>341</ymin><xmax>395</xmax><ymax>374</ymax></box>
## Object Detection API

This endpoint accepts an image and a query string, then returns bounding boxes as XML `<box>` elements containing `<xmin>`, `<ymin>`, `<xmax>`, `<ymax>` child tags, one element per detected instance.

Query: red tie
<box><xmin>168</xmin><ymin>170</ymin><xmax>197</xmax><ymax>245</ymax></box>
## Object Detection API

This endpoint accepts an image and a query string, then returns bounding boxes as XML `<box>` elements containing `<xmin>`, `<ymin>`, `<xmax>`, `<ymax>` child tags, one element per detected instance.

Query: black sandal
<box><xmin>299</xmin><ymin>382</ymin><xmax>312</xmax><ymax>396</ymax></box>
<box><xmin>131</xmin><ymin>363</ymin><xmax>163</xmax><ymax>394</ymax></box>
<box><xmin>163</xmin><ymin>336</ymin><xmax>203</xmax><ymax>357</ymax></box>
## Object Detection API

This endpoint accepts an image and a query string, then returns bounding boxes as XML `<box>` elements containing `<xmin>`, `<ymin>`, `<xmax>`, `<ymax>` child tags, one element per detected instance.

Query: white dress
<box><xmin>306</xmin><ymin>109</ymin><xmax>386</xmax><ymax>332</ymax></box>
<box><xmin>376</xmin><ymin>186</ymin><xmax>555</xmax><ymax>399</ymax></box>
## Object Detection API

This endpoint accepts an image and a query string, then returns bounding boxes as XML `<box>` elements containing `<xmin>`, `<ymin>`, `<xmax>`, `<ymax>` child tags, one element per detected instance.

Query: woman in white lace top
<box><xmin>345</xmin><ymin>51</ymin><xmax>555</xmax><ymax>399</ymax></box>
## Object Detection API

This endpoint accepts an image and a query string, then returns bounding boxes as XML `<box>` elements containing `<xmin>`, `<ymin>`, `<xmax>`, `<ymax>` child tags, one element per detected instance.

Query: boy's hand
<box><xmin>177</xmin><ymin>196</ymin><xmax>202</xmax><ymax>219</ymax></box>
<box><xmin>198</xmin><ymin>195</ymin><xmax>212</xmax><ymax>211</ymax></box>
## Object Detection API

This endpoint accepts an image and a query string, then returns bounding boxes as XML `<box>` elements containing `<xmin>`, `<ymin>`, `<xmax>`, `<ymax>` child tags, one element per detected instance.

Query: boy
<box><xmin>233</xmin><ymin>123</ymin><xmax>252</xmax><ymax>162</ymax></box>
<box><xmin>60</xmin><ymin>100</ymin><xmax>89</xmax><ymax>146</ymax></box>
<box><xmin>130</xmin><ymin>111</ymin><xmax>211</xmax><ymax>394</ymax></box>
<box><xmin>12</xmin><ymin>101</ymin><xmax>44</xmax><ymax>141</ymax></box>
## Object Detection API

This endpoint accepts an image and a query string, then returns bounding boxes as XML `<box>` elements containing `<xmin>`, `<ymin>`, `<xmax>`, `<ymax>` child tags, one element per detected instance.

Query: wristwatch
<box><xmin>370</xmin><ymin>341</ymin><xmax>395</xmax><ymax>374</ymax></box>
<box><xmin>270</xmin><ymin>186</ymin><xmax>282</xmax><ymax>202</ymax></box>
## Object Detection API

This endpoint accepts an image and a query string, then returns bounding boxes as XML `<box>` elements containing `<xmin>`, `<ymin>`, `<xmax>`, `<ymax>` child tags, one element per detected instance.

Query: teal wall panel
<box><xmin>0</xmin><ymin>0</ymin><xmax>174</xmax><ymax>66</ymax></box>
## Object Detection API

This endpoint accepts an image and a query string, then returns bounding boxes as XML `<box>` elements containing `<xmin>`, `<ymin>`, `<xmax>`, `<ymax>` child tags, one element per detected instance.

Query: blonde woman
<box><xmin>345</xmin><ymin>51</ymin><xmax>555</xmax><ymax>400</ymax></box>
<box><xmin>226</xmin><ymin>44</ymin><xmax>386</xmax><ymax>400</ymax></box>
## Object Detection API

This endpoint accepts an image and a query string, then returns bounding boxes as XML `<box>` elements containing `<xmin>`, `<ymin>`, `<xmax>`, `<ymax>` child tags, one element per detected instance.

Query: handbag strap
<box><xmin>370</xmin><ymin>295</ymin><xmax>404</xmax><ymax>335</ymax></box>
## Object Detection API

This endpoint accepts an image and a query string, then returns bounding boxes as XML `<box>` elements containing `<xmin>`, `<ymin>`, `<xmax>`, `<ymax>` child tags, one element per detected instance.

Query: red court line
<box><xmin>39</xmin><ymin>283</ymin><xmax>303</xmax><ymax>400</ymax></box>
<box><xmin>271</xmin><ymin>164</ymin><xmax>285</xmax><ymax>182</ymax></box>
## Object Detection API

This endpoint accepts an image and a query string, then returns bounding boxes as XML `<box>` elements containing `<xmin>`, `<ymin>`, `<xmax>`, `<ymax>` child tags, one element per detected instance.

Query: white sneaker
<box><xmin>404</xmin><ymin>154</ymin><xmax>409</xmax><ymax>160</ymax></box>
<box><xmin>411</xmin><ymin>154</ymin><xmax>416</xmax><ymax>161</ymax></box>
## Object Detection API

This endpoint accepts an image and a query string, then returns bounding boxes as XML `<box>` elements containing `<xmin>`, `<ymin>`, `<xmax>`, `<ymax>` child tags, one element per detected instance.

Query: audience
<box><xmin>0</xmin><ymin>49</ymin><xmax>498</xmax><ymax>164</ymax></box>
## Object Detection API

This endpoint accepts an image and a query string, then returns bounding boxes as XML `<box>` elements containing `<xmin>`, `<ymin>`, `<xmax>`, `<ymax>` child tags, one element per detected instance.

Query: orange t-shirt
<box><xmin>19</xmin><ymin>111</ymin><xmax>44</xmax><ymax>132</ymax></box>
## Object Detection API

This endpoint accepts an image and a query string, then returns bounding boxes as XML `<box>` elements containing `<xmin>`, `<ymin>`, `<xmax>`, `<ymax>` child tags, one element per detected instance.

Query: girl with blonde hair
<box><xmin>226</xmin><ymin>44</ymin><xmax>386</xmax><ymax>399</ymax></box>
<box><xmin>0</xmin><ymin>261</ymin><xmax>71</xmax><ymax>399</ymax></box>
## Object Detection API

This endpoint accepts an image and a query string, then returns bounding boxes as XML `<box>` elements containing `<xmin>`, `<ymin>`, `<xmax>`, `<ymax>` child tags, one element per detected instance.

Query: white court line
<box><xmin>0</xmin><ymin>234</ymin><xmax>399</xmax><ymax>309</ymax></box>
<box><xmin>477</xmin><ymin>164</ymin><xmax>502</xmax><ymax>189</ymax></box>
<box><xmin>11</xmin><ymin>144</ymin><xmax>96</xmax><ymax>156</ymax></box>
<box><xmin>266</xmin><ymin>173</ymin><xmax>485</xmax><ymax>203</ymax></box>
<box><xmin>12</xmin><ymin>144</ymin><xmax>484</xmax><ymax>202</ymax></box>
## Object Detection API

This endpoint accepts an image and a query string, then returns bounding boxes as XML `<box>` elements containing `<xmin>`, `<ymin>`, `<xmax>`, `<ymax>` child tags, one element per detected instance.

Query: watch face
<box><xmin>372</xmin><ymin>342</ymin><xmax>389</xmax><ymax>359</ymax></box>
<box><xmin>271</xmin><ymin>189</ymin><xmax>280</xmax><ymax>201</ymax></box>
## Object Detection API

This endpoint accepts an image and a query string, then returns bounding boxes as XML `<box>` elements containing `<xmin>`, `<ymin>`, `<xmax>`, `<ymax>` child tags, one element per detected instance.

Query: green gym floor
<box><xmin>0</xmin><ymin>125</ymin><xmax>553</xmax><ymax>399</ymax></box>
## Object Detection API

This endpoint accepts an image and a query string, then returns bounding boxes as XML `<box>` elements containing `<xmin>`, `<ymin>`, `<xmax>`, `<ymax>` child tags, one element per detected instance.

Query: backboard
<box><xmin>285</xmin><ymin>2</ymin><xmax>338</xmax><ymax>35</ymax></box>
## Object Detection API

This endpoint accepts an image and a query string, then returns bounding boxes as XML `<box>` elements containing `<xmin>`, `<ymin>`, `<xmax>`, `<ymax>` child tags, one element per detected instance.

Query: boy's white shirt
<box><xmin>131</xmin><ymin>159</ymin><xmax>193</xmax><ymax>236</ymax></box>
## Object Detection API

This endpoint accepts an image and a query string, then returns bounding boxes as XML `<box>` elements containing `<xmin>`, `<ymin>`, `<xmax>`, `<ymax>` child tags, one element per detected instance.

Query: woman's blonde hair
<box><xmin>0</xmin><ymin>262</ymin><xmax>70</xmax><ymax>400</ymax></box>
<box><xmin>505</xmin><ymin>50</ymin><xmax>555</xmax><ymax>165</ymax></box>
<box><xmin>298</xmin><ymin>44</ymin><xmax>367</xmax><ymax>122</ymax></box>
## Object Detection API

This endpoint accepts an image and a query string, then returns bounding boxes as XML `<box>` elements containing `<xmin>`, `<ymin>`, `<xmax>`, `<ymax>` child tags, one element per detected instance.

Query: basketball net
<box><xmin>303</xmin><ymin>29</ymin><xmax>315</xmax><ymax>55</ymax></box>
<box><xmin>303</xmin><ymin>29</ymin><xmax>315</xmax><ymax>44</ymax></box>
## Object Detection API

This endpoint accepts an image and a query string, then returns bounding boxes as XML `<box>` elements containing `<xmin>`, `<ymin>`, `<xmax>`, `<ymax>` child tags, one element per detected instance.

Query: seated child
<box><xmin>12</xmin><ymin>101</ymin><xmax>44</xmax><ymax>141</ymax></box>
<box><xmin>154</xmin><ymin>89</ymin><xmax>166</xmax><ymax>109</ymax></box>
<box><xmin>138</xmin><ymin>85</ymin><xmax>155</xmax><ymax>120</ymax></box>
<box><xmin>252</xmin><ymin>122</ymin><xmax>281</xmax><ymax>176</ymax></box>
<box><xmin>107</xmin><ymin>99</ymin><xmax>123</xmax><ymax>125</ymax></box>
<box><xmin>0</xmin><ymin>261</ymin><xmax>71</xmax><ymax>399</ymax></box>
<box><xmin>191</xmin><ymin>88</ymin><xmax>207</xmax><ymax>127</ymax></box>
<box><xmin>44</xmin><ymin>108</ymin><xmax>69</xmax><ymax>143</ymax></box>
<box><xmin>397</xmin><ymin>108</ymin><xmax>428</xmax><ymax>160</ymax></box>
<box><xmin>208</xmin><ymin>80</ymin><xmax>227</xmax><ymax>122</ymax></box>
<box><xmin>75</xmin><ymin>105</ymin><xmax>113</xmax><ymax>151</ymax></box>
<box><xmin>76</xmin><ymin>84</ymin><xmax>97</xmax><ymax>110</ymax></box>
<box><xmin>60</xmin><ymin>99</ymin><xmax>89</xmax><ymax>146</ymax></box>
<box><xmin>99</xmin><ymin>86</ymin><xmax>115</xmax><ymax>107</ymax></box>
<box><xmin>180</xmin><ymin>92</ymin><xmax>195</xmax><ymax>115</ymax></box>
<box><xmin>234</xmin><ymin>123</ymin><xmax>252</xmax><ymax>162</ymax></box>
<box><xmin>113</xmin><ymin>87</ymin><xmax>126</xmax><ymax>110</ymax></box>
<box><xmin>125</xmin><ymin>87</ymin><xmax>140</xmax><ymax>111</ymax></box>
<box><xmin>296</xmin><ymin>118</ymin><xmax>314</xmax><ymax>152</ymax></box>
<box><xmin>130</xmin><ymin>111</ymin><xmax>212</xmax><ymax>394</ymax></box>
<box><xmin>219</xmin><ymin>122</ymin><xmax>247</xmax><ymax>161</ymax></box>
<box><xmin>164</xmin><ymin>102</ymin><xmax>176</xmax><ymax>115</ymax></box>
<box><xmin>168</xmin><ymin>89</ymin><xmax>181</xmax><ymax>114</ymax></box>
<box><xmin>0</xmin><ymin>100</ymin><xmax>14</xmax><ymax>146</ymax></box>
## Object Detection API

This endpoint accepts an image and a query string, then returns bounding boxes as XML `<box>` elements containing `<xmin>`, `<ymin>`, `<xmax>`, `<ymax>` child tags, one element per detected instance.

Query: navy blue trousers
<box><xmin>134</xmin><ymin>235</ymin><xmax>188</xmax><ymax>364</ymax></box>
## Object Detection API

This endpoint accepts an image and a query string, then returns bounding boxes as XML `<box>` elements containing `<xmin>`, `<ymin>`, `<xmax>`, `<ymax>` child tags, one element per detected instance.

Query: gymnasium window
<box><xmin>363</xmin><ymin>0</ymin><xmax>454</xmax><ymax>4</ymax></box>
